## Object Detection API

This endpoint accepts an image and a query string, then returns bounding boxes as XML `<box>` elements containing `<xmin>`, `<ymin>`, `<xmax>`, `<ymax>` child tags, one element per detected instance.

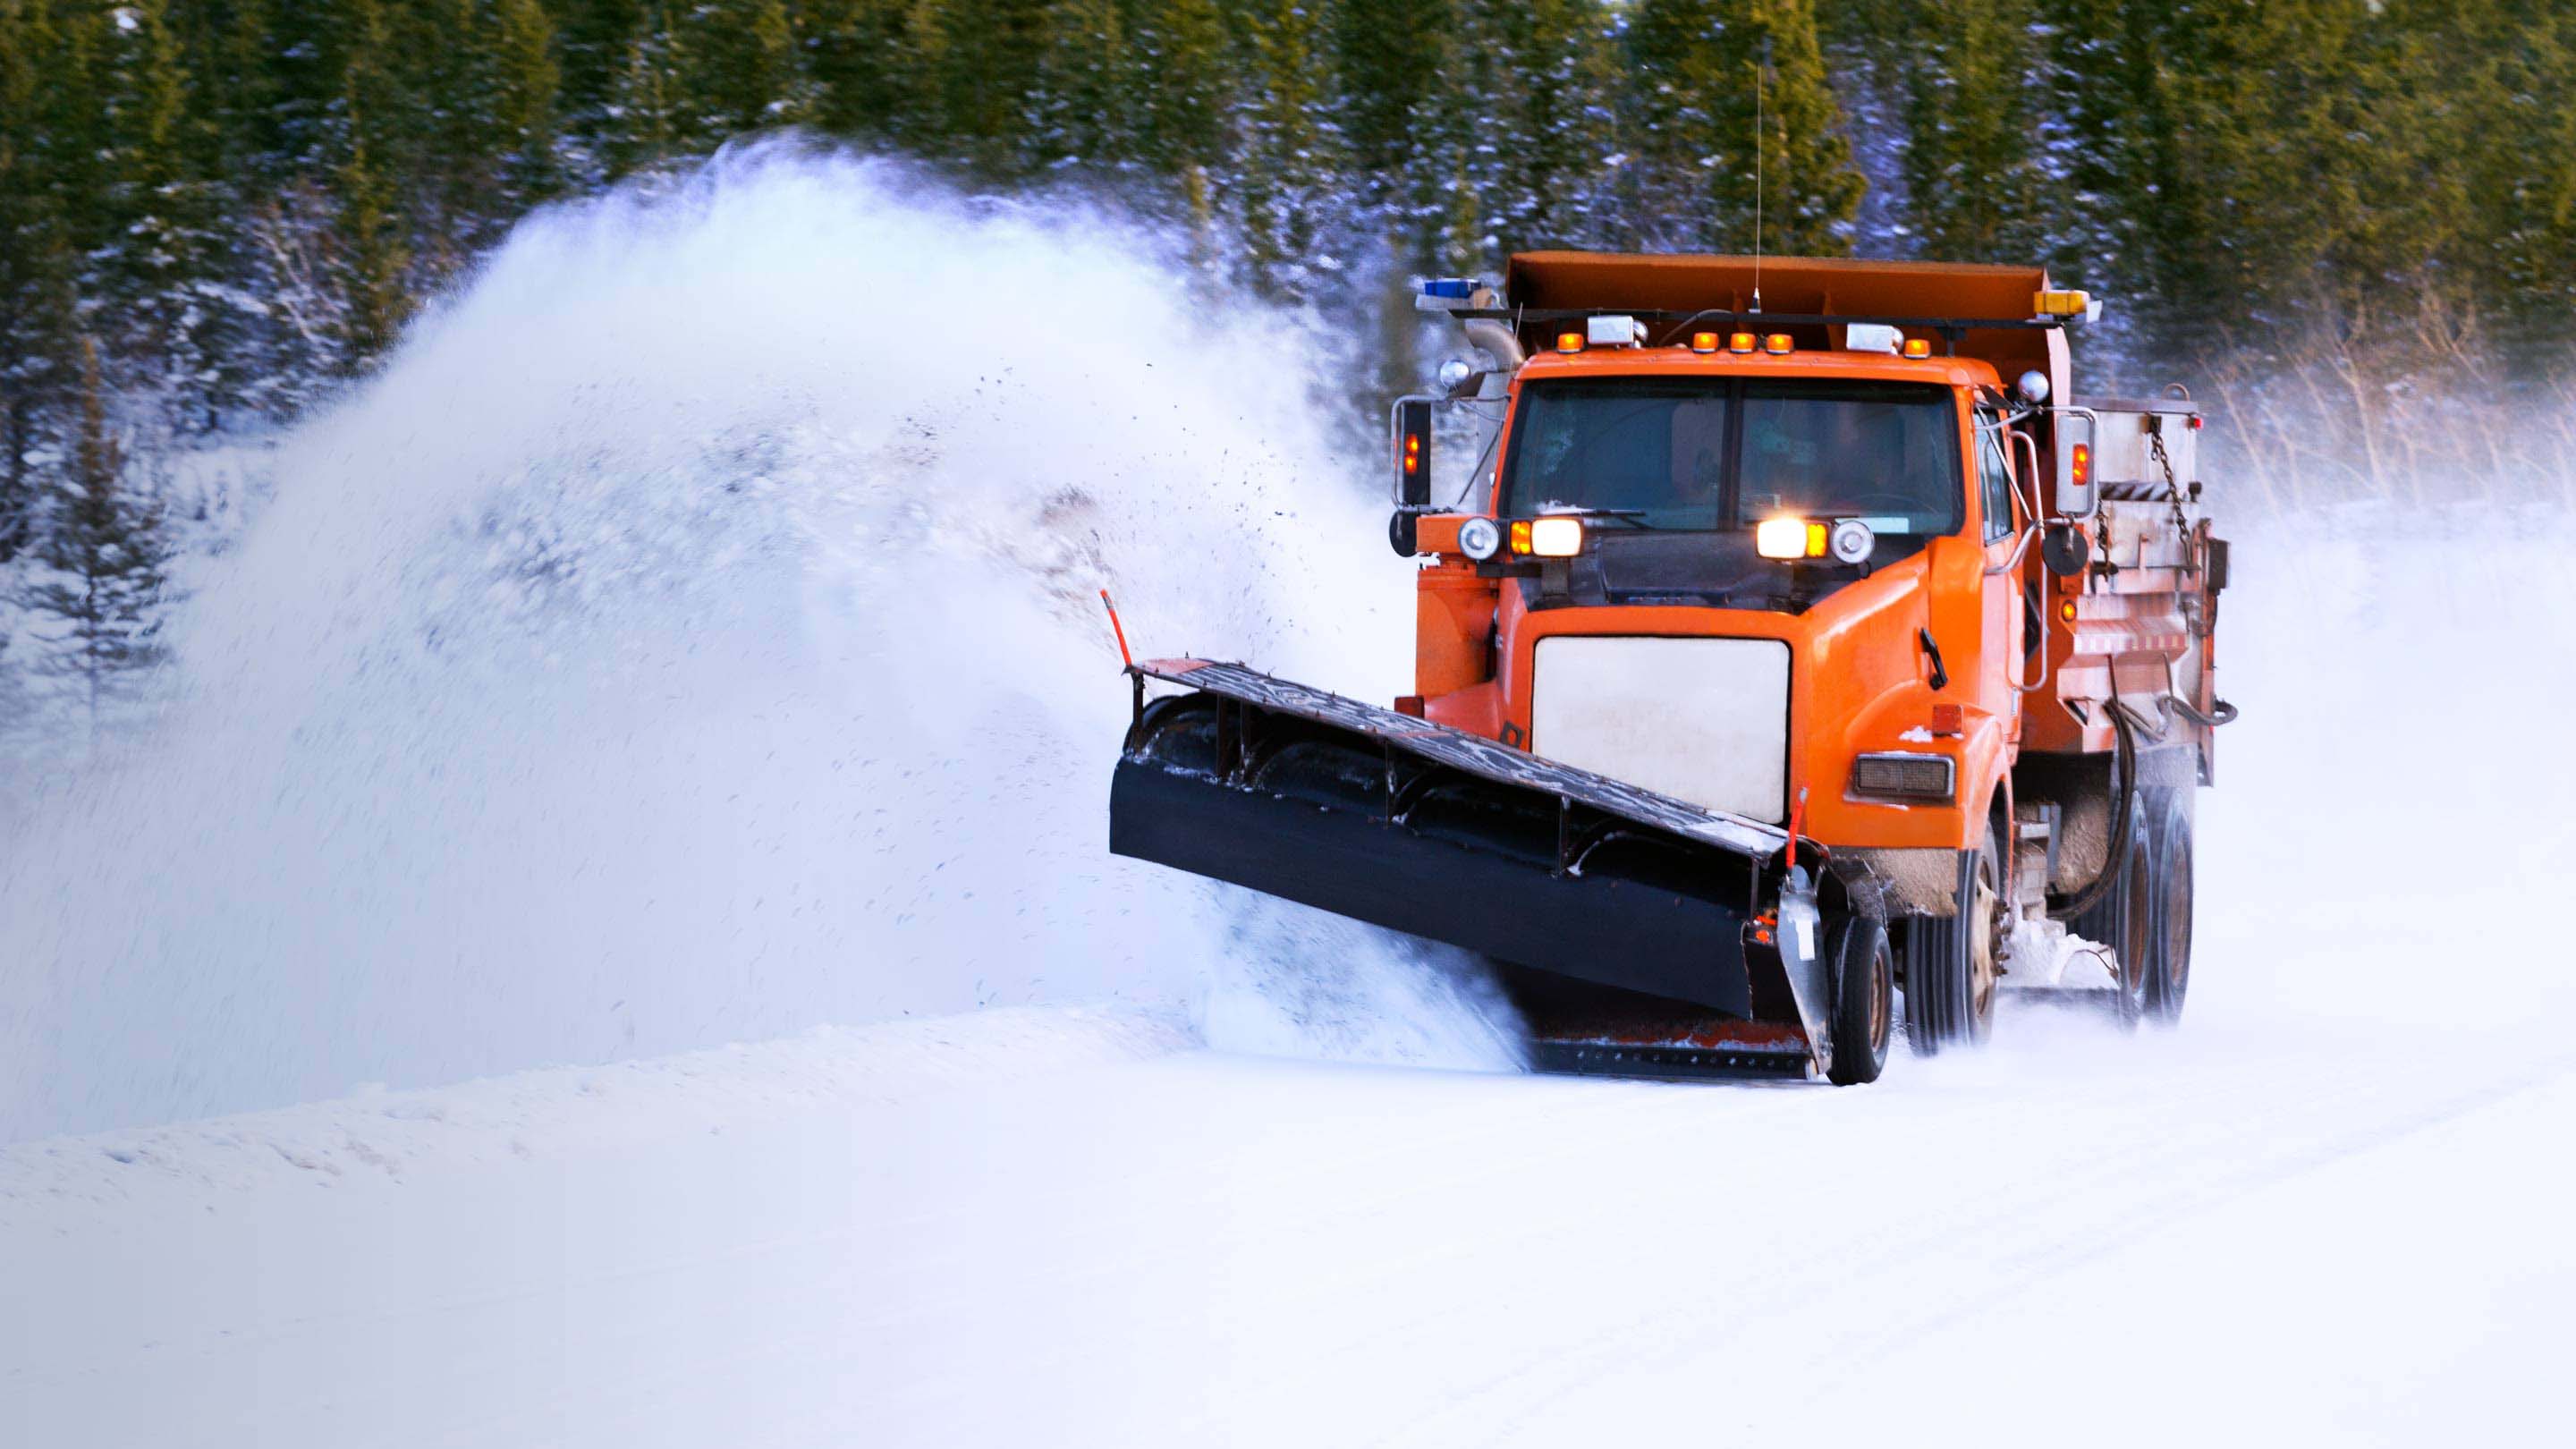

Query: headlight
<box><xmin>1850</xmin><ymin>751</ymin><xmax>1956</xmax><ymax>803</ymax></box>
<box><xmin>1527</xmin><ymin>517</ymin><xmax>1584</xmax><ymax>557</ymax></box>
<box><xmin>1755</xmin><ymin>516</ymin><xmax>1814</xmax><ymax>560</ymax></box>
<box><xmin>1457</xmin><ymin>515</ymin><xmax>1502</xmax><ymax>560</ymax></box>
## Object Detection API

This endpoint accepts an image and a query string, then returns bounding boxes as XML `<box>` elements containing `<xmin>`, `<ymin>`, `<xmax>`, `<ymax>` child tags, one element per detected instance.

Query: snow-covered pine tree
<box><xmin>492</xmin><ymin>0</ymin><xmax>565</xmax><ymax>205</ymax></box>
<box><xmin>1901</xmin><ymin>0</ymin><xmax>2050</xmax><ymax>266</ymax></box>
<box><xmin>801</xmin><ymin>0</ymin><xmax>915</xmax><ymax>142</ymax></box>
<box><xmin>1030</xmin><ymin>0</ymin><xmax>1138</xmax><ymax>174</ymax></box>
<box><xmin>328</xmin><ymin>0</ymin><xmax>416</xmax><ymax>369</ymax></box>
<box><xmin>20</xmin><ymin>340</ymin><xmax>172</xmax><ymax>741</ymax></box>
<box><xmin>1623</xmin><ymin>0</ymin><xmax>1862</xmax><ymax>256</ymax></box>
<box><xmin>0</xmin><ymin>0</ymin><xmax>90</xmax><ymax>563</ymax></box>
<box><xmin>1226</xmin><ymin>0</ymin><xmax>1343</xmax><ymax>298</ymax></box>
<box><xmin>1128</xmin><ymin>0</ymin><xmax>1230</xmax><ymax>251</ymax></box>
<box><xmin>94</xmin><ymin>0</ymin><xmax>237</xmax><ymax>437</ymax></box>
<box><xmin>684</xmin><ymin>0</ymin><xmax>811</xmax><ymax>140</ymax></box>
<box><xmin>604</xmin><ymin>4</ymin><xmax>691</xmax><ymax>177</ymax></box>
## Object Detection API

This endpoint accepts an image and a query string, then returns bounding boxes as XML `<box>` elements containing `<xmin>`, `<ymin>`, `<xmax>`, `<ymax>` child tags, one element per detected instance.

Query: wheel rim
<box><xmin>2159</xmin><ymin>830</ymin><xmax>2193</xmax><ymax>1014</ymax></box>
<box><xmin>1967</xmin><ymin>851</ymin><xmax>2001</xmax><ymax>1038</ymax></box>
<box><xmin>2118</xmin><ymin>826</ymin><xmax>2154</xmax><ymax>1022</ymax></box>
<box><xmin>1868</xmin><ymin>938</ymin><xmax>1893</xmax><ymax>1057</ymax></box>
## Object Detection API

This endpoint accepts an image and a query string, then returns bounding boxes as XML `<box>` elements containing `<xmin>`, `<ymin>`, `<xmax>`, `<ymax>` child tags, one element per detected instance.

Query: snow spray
<box><xmin>0</xmin><ymin>146</ymin><xmax>1521</xmax><ymax>1140</ymax></box>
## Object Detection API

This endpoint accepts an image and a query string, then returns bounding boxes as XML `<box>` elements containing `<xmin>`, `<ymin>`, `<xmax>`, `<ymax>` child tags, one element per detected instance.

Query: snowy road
<box><xmin>8</xmin><ymin>957</ymin><xmax>2570</xmax><ymax>1446</ymax></box>
<box><xmin>11</xmin><ymin>511</ymin><xmax>2576</xmax><ymax>1445</ymax></box>
<box><xmin>4</xmin><ymin>169</ymin><xmax>2572</xmax><ymax>1445</ymax></box>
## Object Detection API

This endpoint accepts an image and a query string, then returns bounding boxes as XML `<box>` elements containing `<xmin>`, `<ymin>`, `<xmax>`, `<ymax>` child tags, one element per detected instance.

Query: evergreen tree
<box><xmin>329</xmin><ymin>0</ymin><xmax>415</xmax><ymax>368</ymax></box>
<box><xmin>905</xmin><ymin>0</ymin><xmax>1055</xmax><ymax>176</ymax></box>
<box><xmin>1031</xmin><ymin>0</ymin><xmax>1136</xmax><ymax>170</ymax></box>
<box><xmin>1130</xmin><ymin>0</ymin><xmax>1229</xmax><ymax>186</ymax></box>
<box><xmin>683</xmin><ymin>0</ymin><xmax>809</xmax><ymax>139</ymax></box>
<box><xmin>493</xmin><ymin>0</ymin><xmax>566</xmax><ymax>204</ymax></box>
<box><xmin>0</xmin><ymin>0</ymin><xmax>86</xmax><ymax>560</ymax></box>
<box><xmin>1445</xmin><ymin>0</ymin><xmax>1623</xmax><ymax>260</ymax></box>
<box><xmin>1902</xmin><ymin>0</ymin><xmax>2049</xmax><ymax>265</ymax></box>
<box><xmin>1623</xmin><ymin>0</ymin><xmax>1863</xmax><ymax>255</ymax></box>
<box><xmin>95</xmin><ymin>0</ymin><xmax>233</xmax><ymax>432</ymax></box>
<box><xmin>20</xmin><ymin>339</ymin><xmax>172</xmax><ymax>738</ymax></box>
<box><xmin>2445</xmin><ymin>0</ymin><xmax>2576</xmax><ymax>360</ymax></box>
<box><xmin>604</xmin><ymin>4</ymin><xmax>691</xmax><ymax>175</ymax></box>
<box><xmin>556</xmin><ymin>0</ymin><xmax>646</xmax><ymax>135</ymax></box>
<box><xmin>1228</xmin><ymin>0</ymin><xmax>1343</xmax><ymax>294</ymax></box>
<box><xmin>199</xmin><ymin>0</ymin><xmax>288</xmax><ymax>185</ymax></box>
<box><xmin>802</xmin><ymin>0</ymin><xmax>916</xmax><ymax>141</ymax></box>
<box><xmin>1334</xmin><ymin>0</ymin><xmax>1449</xmax><ymax>200</ymax></box>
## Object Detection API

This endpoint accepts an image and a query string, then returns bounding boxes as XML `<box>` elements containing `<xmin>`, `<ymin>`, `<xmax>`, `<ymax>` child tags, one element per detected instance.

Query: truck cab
<box><xmin>1394</xmin><ymin>252</ymin><xmax>2225</xmax><ymax>1048</ymax></box>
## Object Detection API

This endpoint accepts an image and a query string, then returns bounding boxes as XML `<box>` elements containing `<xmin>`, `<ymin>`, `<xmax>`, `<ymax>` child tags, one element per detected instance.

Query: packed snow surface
<box><xmin>7</xmin><ymin>156</ymin><xmax>2576</xmax><ymax>1444</ymax></box>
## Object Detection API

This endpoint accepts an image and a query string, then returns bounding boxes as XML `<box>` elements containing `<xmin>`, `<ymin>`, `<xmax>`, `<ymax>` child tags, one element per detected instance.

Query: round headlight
<box><xmin>1436</xmin><ymin>358</ymin><xmax>1476</xmax><ymax>394</ymax></box>
<box><xmin>1827</xmin><ymin>517</ymin><xmax>1876</xmax><ymax>565</ymax></box>
<box><xmin>1456</xmin><ymin>515</ymin><xmax>1502</xmax><ymax>561</ymax></box>
<box><xmin>2017</xmin><ymin>369</ymin><xmax>2051</xmax><ymax>404</ymax></box>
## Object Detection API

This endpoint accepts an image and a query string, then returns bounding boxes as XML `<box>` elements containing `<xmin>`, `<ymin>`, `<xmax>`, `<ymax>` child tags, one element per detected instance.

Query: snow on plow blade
<box><xmin>1110</xmin><ymin>660</ymin><xmax>1828</xmax><ymax>1071</ymax></box>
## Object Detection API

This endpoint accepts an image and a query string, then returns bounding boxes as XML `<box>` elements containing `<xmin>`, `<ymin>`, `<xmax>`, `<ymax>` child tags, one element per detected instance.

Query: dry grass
<box><xmin>2193</xmin><ymin>304</ymin><xmax>2576</xmax><ymax>518</ymax></box>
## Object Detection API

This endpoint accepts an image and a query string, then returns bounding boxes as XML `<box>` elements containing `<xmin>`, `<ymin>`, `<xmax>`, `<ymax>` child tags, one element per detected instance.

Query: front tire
<box><xmin>1903</xmin><ymin>829</ymin><xmax>2003</xmax><ymax>1054</ymax></box>
<box><xmin>1826</xmin><ymin>914</ymin><xmax>1893</xmax><ymax>1085</ymax></box>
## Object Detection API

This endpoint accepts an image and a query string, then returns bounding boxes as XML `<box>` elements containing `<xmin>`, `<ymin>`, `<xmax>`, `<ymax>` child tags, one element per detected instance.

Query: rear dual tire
<box><xmin>2070</xmin><ymin>788</ymin><xmax>2193</xmax><ymax>1028</ymax></box>
<box><xmin>2148</xmin><ymin>791</ymin><xmax>2194</xmax><ymax>1023</ymax></box>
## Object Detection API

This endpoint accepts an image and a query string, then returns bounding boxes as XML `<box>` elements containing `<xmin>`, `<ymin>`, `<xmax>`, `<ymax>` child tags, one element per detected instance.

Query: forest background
<box><xmin>3</xmin><ymin>0</ymin><xmax>2572</xmax><ymax>740</ymax></box>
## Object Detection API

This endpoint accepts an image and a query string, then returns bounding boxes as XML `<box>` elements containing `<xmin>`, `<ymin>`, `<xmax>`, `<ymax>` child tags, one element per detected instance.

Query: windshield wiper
<box><xmin>1534</xmin><ymin>506</ymin><xmax>1657</xmax><ymax>530</ymax></box>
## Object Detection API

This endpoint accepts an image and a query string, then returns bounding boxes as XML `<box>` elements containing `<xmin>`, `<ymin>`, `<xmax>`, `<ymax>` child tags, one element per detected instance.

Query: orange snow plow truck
<box><xmin>1111</xmin><ymin>252</ymin><xmax>2233</xmax><ymax>1084</ymax></box>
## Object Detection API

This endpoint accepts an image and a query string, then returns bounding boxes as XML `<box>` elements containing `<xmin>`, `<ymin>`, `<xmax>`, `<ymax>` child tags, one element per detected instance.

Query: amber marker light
<box><xmin>1555</xmin><ymin>331</ymin><xmax>1585</xmax><ymax>354</ymax></box>
<box><xmin>1902</xmin><ymin>337</ymin><xmax>1933</xmax><ymax>358</ymax></box>
<box><xmin>1690</xmin><ymin>331</ymin><xmax>1721</xmax><ymax>353</ymax></box>
<box><xmin>1728</xmin><ymin>332</ymin><xmax>1758</xmax><ymax>353</ymax></box>
<box><xmin>1763</xmin><ymin>333</ymin><xmax>1793</xmax><ymax>355</ymax></box>
<box><xmin>2059</xmin><ymin>597</ymin><xmax>2079</xmax><ymax>623</ymax></box>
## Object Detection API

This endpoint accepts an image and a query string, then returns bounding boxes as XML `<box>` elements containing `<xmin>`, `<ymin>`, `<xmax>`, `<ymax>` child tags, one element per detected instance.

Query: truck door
<box><xmin>1974</xmin><ymin>407</ymin><xmax>2027</xmax><ymax>731</ymax></box>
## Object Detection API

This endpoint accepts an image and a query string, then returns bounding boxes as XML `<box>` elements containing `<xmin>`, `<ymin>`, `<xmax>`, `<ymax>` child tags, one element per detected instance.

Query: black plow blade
<box><xmin>1108</xmin><ymin>660</ymin><xmax>1826</xmax><ymax>1062</ymax></box>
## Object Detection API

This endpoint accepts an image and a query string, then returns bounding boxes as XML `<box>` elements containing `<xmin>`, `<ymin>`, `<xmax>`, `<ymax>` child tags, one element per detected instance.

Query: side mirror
<box><xmin>2041</xmin><ymin>521</ymin><xmax>2089</xmax><ymax>577</ymax></box>
<box><xmin>2052</xmin><ymin>408</ymin><xmax>2097</xmax><ymax>517</ymax></box>
<box><xmin>1390</xmin><ymin>399</ymin><xmax>1434</xmax><ymax>556</ymax></box>
<box><xmin>1394</xmin><ymin>400</ymin><xmax>1433</xmax><ymax>508</ymax></box>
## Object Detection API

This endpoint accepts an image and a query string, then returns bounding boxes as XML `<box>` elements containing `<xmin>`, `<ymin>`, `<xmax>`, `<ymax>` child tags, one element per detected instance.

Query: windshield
<box><xmin>1496</xmin><ymin>377</ymin><xmax>1964</xmax><ymax>535</ymax></box>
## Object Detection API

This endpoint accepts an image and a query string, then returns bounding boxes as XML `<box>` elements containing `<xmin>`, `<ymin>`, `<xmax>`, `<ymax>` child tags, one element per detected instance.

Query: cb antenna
<box><xmin>1751</xmin><ymin>37</ymin><xmax>1772</xmax><ymax>314</ymax></box>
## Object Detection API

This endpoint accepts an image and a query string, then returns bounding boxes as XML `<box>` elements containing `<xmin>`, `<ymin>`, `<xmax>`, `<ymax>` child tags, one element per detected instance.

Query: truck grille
<box><xmin>1531</xmin><ymin>636</ymin><xmax>1791</xmax><ymax>824</ymax></box>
